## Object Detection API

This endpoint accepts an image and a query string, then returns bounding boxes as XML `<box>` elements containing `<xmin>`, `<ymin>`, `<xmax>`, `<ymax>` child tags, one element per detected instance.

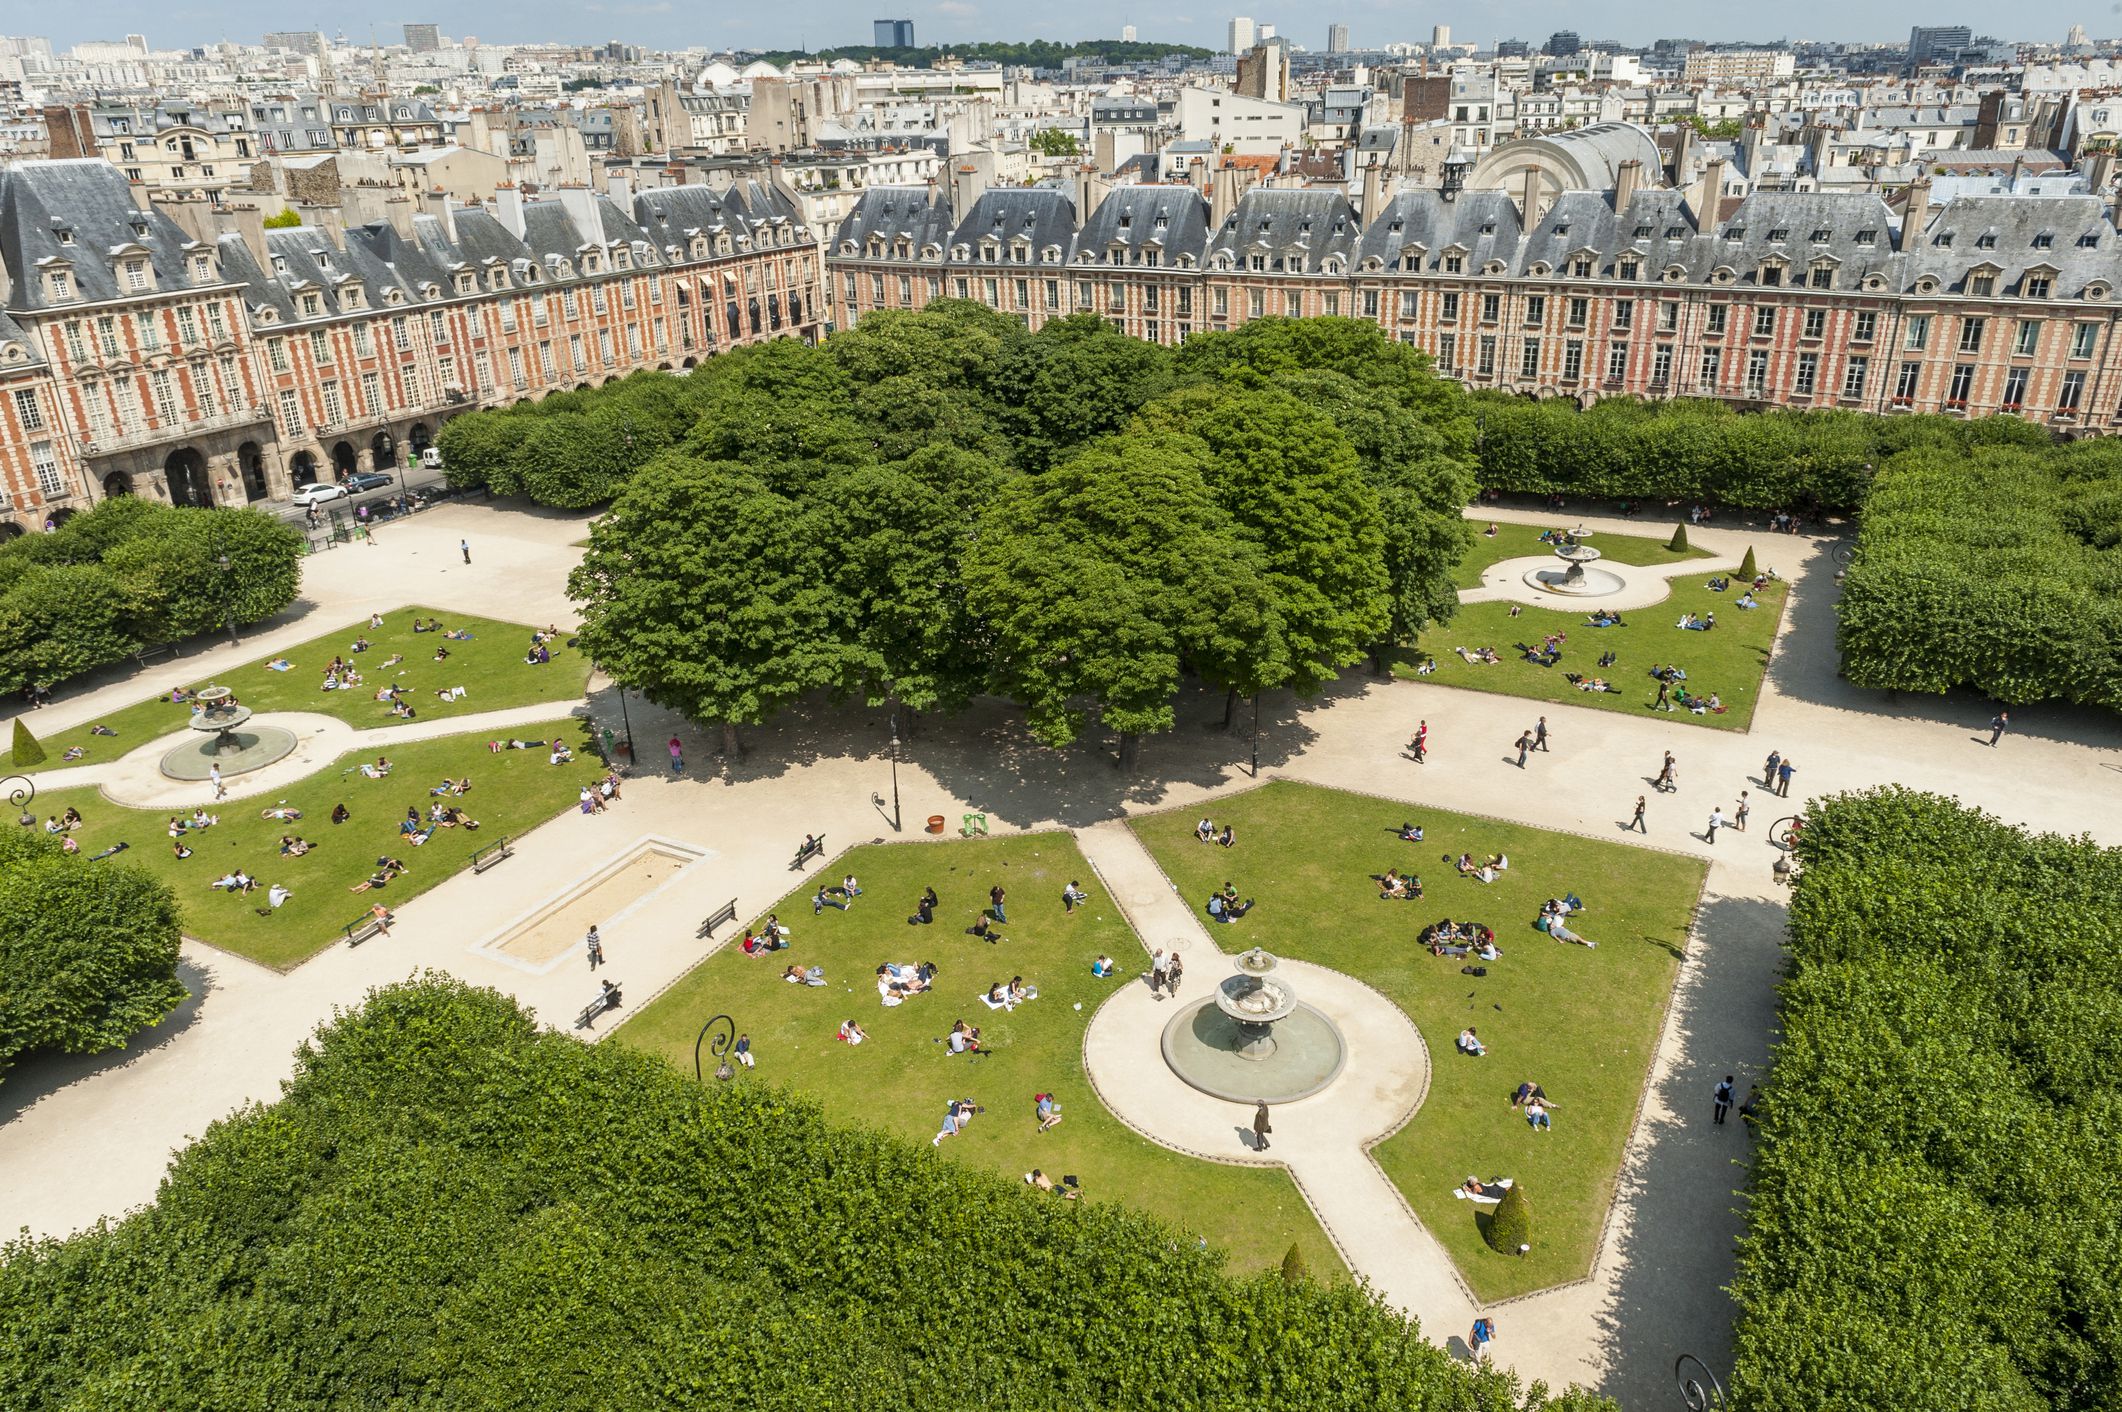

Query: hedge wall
<box><xmin>1470</xmin><ymin>396</ymin><xmax>2050</xmax><ymax>510</ymax></box>
<box><xmin>0</xmin><ymin>976</ymin><xmax>1611</xmax><ymax>1412</ymax></box>
<box><xmin>0</xmin><ymin>499</ymin><xmax>303</xmax><ymax>694</ymax></box>
<box><xmin>1731</xmin><ymin>788</ymin><xmax>2122</xmax><ymax>1412</ymax></box>
<box><xmin>1836</xmin><ymin>442</ymin><xmax>2122</xmax><ymax>708</ymax></box>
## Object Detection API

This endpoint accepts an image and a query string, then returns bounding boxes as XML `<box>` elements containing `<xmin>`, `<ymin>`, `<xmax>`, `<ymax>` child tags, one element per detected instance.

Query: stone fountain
<box><xmin>1160</xmin><ymin>946</ymin><xmax>1348</xmax><ymax>1103</ymax></box>
<box><xmin>1522</xmin><ymin>531</ymin><xmax>1626</xmax><ymax>597</ymax></box>
<box><xmin>158</xmin><ymin>685</ymin><xmax>298</xmax><ymax>782</ymax></box>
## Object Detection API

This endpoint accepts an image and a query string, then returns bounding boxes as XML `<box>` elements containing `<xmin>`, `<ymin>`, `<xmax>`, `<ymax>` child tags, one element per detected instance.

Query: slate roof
<box><xmin>1208</xmin><ymin>188</ymin><xmax>1363</xmax><ymax>273</ymax></box>
<box><xmin>831</xmin><ymin>186</ymin><xmax>956</xmax><ymax>259</ymax></box>
<box><xmin>947</xmin><ymin>188</ymin><xmax>1079</xmax><ymax>262</ymax></box>
<box><xmin>0</xmin><ymin>160</ymin><xmax>217</xmax><ymax>315</ymax></box>
<box><xmin>1075</xmin><ymin>184</ymin><xmax>1210</xmax><ymax>266</ymax></box>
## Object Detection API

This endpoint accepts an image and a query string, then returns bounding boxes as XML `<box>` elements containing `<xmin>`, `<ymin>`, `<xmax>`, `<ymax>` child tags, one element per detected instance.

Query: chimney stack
<box><xmin>382</xmin><ymin>194</ymin><xmax>417</xmax><ymax>239</ymax></box>
<box><xmin>1520</xmin><ymin>165</ymin><xmax>1542</xmax><ymax>221</ymax></box>
<box><xmin>1362</xmin><ymin>157</ymin><xmax>1384</xmax><ymax>221</ymax></box>
<box><xmin>494</xmin><ymin>182</ymin><xmax>526</xmax><ymax>238</ymax></box>
<box><xmin>1614</xmin><ymin>158</ymin><xmax>1642</xmax><ymax>213</ymax></box>
<box><xmin>1899</xmin><ymin>175</ymin><xmax>1932</xmax><ymax>253</ymax></box>
<box><xmin>1696</xmin><ymin>157</ymin><xmax>1726</xmax><ymax>223</ymax></box>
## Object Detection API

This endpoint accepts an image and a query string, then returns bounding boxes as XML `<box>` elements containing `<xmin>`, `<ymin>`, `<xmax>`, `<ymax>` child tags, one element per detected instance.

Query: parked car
<box><xmin>290</xmin><ymin>482</ymin><xmax>349</xmax><ymax>507</ymax></box>
<box><xmin>345</xmin><ymin>470</ymin><xmax>395</xmax><ymax>493</ymax></box>
<box><xmin>419</xmin><ymin>446</ymin><xmax>444</xmax><ymax>470</ymax></box>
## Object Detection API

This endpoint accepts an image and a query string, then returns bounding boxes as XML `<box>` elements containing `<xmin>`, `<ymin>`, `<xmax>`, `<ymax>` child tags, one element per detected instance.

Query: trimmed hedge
<box><xmin>0</xmin><ymin>500</ymin><xmax>302</xmax><ymax>695</ymax></box>
<box><xmin>0</xmin><ymin>976</ymin><xmax>1611</xmax><ymax>1411</ymax></box>
<box><xmin>1731</xmin><ymin>788</ymin><xmax>2122</xmax><ymax>1412</ymax></box>
<box><xmin>0</xmin><ymin>829</ymin><xmax>186</xmax><ymax>1082</ymax></box>
<box><xmin>1485</xmin><ymin>1183</ymin><xmax>1532</xmax><ymax>1254</ymax></box>
<box><xmin>1471</xmin><ymin>395</ymin><xmax>2050</xmax><ymax>510</ymax></box>
<box><xmin>1837</xmin><ymin>443</ymin><xmax>2122</xmax><ymax>708</ymax></box>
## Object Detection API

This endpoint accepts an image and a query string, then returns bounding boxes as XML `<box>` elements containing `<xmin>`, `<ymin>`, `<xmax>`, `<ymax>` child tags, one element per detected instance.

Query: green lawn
<box><xmin>33</xmin><ymin>718</ymin><xmax>593</xmax><ymax>969</ymax></box>
<box><xmin>1135</xmin><ymin>781</ymin><xmax>1705</xmax><ymax>1301</ymax></box>
<box><xmin>1401</xmin><ymin>575</ymin><xmax>1787</xmax><ymax>731</ymax></box>
<box><xmin>613</xmin><ymin>833</ymin><xmax>1343</xmax><ymax>1279</ymax></box>
<box><xmin>13</xmin><ymin>607</ymin><xmax>589</xmax><ymax>773</ymax></box>
<box><xmin>1454</xmin><ymin>521</ymin><xmax>1708</xmax><ymax>590</ymax></box>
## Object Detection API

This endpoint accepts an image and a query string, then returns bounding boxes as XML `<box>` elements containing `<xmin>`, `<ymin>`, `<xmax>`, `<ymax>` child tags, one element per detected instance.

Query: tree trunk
<box><xmin>1221</xmin><ymin>687</ymin><xmax>1239</xmax><ymax>731</ymax></box>
<box><xmin>719</xmin><ymin>720</ymin><xmax>744</xmax><ymax>757</ymax></box>
<box><xmin>1369</xmin><ymin>645</ymin><xmax>1389</xmax><ymax>677</ymax></box>
<box><xmin>1117</xmin><ymin>731</ymin><xmax>1141</xmax><ymax>773</ymax></box>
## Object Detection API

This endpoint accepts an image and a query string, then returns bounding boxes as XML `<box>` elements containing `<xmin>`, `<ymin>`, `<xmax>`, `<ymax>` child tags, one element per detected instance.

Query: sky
<box><xmin>34</xmin><ymin>2</ymin><xmax>2108</xmax><ymax>55</ymax></box>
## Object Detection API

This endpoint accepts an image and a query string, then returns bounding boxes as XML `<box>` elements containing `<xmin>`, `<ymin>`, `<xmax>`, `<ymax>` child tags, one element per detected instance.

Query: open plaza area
<box><xmin>2</xmin><ymin>494</ymin><xmax>2116</xmax><ymax>1408</ymax></box>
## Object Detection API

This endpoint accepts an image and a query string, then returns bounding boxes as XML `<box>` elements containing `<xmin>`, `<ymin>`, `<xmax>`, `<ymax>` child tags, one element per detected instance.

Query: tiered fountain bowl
<box><xmin>158</xmin><ymin>685</ymin><xmax>298</xmax><ymax>781</ymax></box>
<box><xmin>1160</xmin><ymin>946</ymin><xmax>1348</xmax><ymax>1103</ymax></box>
<box><xmin>1522</xmin><ymin>532</ymin><xmax>1626</xmax><ymax>597</ymax></box>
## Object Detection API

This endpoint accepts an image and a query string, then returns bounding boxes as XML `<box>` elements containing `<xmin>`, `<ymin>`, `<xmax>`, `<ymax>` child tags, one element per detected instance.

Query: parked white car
<box><xmin>291</xmin><ymin>482</ymin><xmax>350</xmax><ymax>508</ymax></box>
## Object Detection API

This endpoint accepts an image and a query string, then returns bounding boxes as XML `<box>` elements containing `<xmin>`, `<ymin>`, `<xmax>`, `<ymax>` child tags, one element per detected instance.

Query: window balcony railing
<box><xmin>80</xmin><ymin>404</ymin><xmax>272</xmax><ymax>456</ymax></box>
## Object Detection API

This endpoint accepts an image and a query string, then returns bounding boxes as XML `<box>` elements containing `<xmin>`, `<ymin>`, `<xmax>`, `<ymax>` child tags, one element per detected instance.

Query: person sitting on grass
<box><xmin>60</xmin><ymin>746</ymin><xmax>87</xmax><ymax>762</ymax></box>
<box><xmin>211</xmin><ymin>870</ymin><xmax>256</xmax><ymax>894</ymax></box>
<box><xmin>966</xmin><ymin>915</ymin><xmax>1003</xmax><ymax>944</ymax></box>
<box><xmin>1399</xmin><ymin>821</ymin><xmax>1426</xmax><ymax>842</ymax></box>
<box><xmin>432</xmin><ymin>646</ymin><xmax>452</xmax><ymax>662</ymax></box>
<box><xmin>59</xmin><ymin>835</ymin><xmax>79</xmax><ymax>854</ymax></box>
<box><xmin>1546</xmin><ymin>916</ymin><xmax>1597</xmax><ymax>948</ymax></box>
<box><xmin>443</xmin><ymin>626</ymin><xmax>471</xmax><ymax>640</ymax></box>
<box><xmin>1028</xmin><ymin>1168</ymin><xmax>1079</xmax><ymax>1199</ymax></box>
<box><xmin>172</xmin><ymin>839</ymin><xmax>194</xmax><ymax>860</ymax></box>
<box><xmin>330</xmin><ymin>803</ymin><xmax>351</xmax><ymax>825</ymax></box>
<box><xmin>1091</xmin><ymin>954</ymin><xmax>1117</xmax><ymax>977</ymax></box>
<box><xmin>1457</xmin><ymin>1027</ymin><xmax>1486</xmax><ymax>1057</ymax></box>
<box><xmin>265</xmin><ymin>883</ymin><xmax>293</xmax><ymax>911</ymax></box>
<box><xmin>1035</xmin><ymin>1092</ymin><xmax>1062</xmax><ymax>1133</ymax></box>
<box><xmin>782</xmin><ymin>964</ymin><xmax>825</xmax><ymax>986</ymax></box>
<box><xmin>548</xmin><ymin>739</ymin><xmax>574</xmax><ymax>766</ymax></box>
<box><xmin>1196</xmin><ymin>817</ymin><xmax>1215</xmax><ymax>843</ymax></box>
<box><xmin>837</xmin><ymin>1019</ymin><xmax>868</xmax><ymax>1045</ymax></box>
<box><xmin>279</xmin><ymin>835</ymin><xmax>312</xmax><ymax>856</ymax></box>
<box><xmin>1511</xmin><ymin>1081</ymin><xmax>1552</xmax><ymax>1109</ymax></box>
<box><xmin>947</xmin><ymin>1021</ymin><xmax>989</xmax><ymax>1058</ymax></box>
<box><xmin>986</xmin><ymin>981</ymin><xmax>1014</xmax><ymax>1010</ymax></box>
<box><xmin>1525</xmin><ymin>1099</ymin><xmax>1553</xmax><ymax>1131</ymax></box>
<box><xmin>1219</xmin><ymin>824</ymin><xmax>1235</xmax><ymax>849</ymax></box>
<box><xmin>1455</xmin><ymin>852</ymin><xmax>1479</xmax><ymax>876</ymax></box>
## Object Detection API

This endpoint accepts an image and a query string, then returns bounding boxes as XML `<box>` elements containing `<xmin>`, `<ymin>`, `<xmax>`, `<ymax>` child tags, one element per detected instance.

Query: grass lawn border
<box><xmin>1452</xmin><ymin>519</ymin><xmax>1712</xmax><ymax>590</ymax></box>
<box><xmin>1128</xmin><ymin>778</ymin><xmax>1712</xmax><ymax>1303</ymax></box>
<box><xmin>607</xmin><ymin>825</ymin><xmax>1349</xmax><ymax>1280</ymax></box>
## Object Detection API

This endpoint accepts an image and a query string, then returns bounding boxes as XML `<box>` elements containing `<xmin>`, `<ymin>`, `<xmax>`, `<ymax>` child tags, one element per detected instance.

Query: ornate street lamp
<box><xmin>693</xmin><ymin>1012</ymin><xmax>738</xmax><ymax>1083</ymax></box>
<box><xmin>3</xmin><ymin>774</ymin><xmax>35</xmax><ymax>824</ymax></box>
<box><xmin>1675</xmin><ymin>1354</ymin><xmax>1726</xmax><ymax>1411</ymax></box>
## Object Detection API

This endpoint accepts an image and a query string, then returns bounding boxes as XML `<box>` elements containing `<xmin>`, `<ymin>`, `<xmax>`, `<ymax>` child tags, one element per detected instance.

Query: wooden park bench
<box><xmin>788</xmin><ymin>833</ymin><xmax>825</xmax><ymax>870</ymax></box>
<box><xmin>696</xmin><ymin>897</ymin><xmax>739</xmax><ymax>940</ymax></box>
<box><xmin>470</xmin><ymin>836</ymin><xmax>514</xmax><ymax>873</ymax></box>
<box><xmin>343</xmin><ymin>907</ymin><xmax>392</xmax><ymax>946</ymax></box>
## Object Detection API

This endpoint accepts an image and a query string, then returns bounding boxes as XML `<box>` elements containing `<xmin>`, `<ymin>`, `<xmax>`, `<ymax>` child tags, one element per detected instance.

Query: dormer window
<box><xmin>2024</xmin><ymin>274</ymin><xmax>2053</xmax><ymax>298</ymax></box>
<box><xmin>1117</xmin><ymin>213</ymin><xmax>1131</xmax><ymax>230</ymax></box>
<box><xmin>300</xmin><ymin>293</ymin><xmax>320</xmax><ymax>316</ymax></box>
<box><xmin>1633</xmin><ymin>224</ymin><xmax>1653</xmax><ymax>237</ymax></box>
<box><xmin>1855</xmin><ymin>229</ymin><xmax>1878</xmax><ymax>246</ymax></box>
<box><xmin>1809</xmin><ymin>229</ymin><xmax>1831</xmax><ymax>243</ymax></box>
<box><xmin>1759</xmin><ymin>263</ymin><xmax>1784</xmax><ymax>287</ymax></box>
<box><xmin>1572</xmin><ymin>257</ymin><xmax>1593</xmax><ymax>277</ymax></box>
<box><xmin>56</xmin><ymin>228</ymin><xmax>74</xmax><ymax>246</ymax></box>
<box><xmin>1768</xmin><ymin>228</ymin><xmax>1789</xmax><ymax>242</ymax></box>
<box><xmin>1975</xmin><ymin>232</ymin><xmax>1997</xmax><ymax>249</ymax></box>
<box><xmin>191</xmin><ymin>254</ymin><xmax>211</xmax><ymax>281</ymax></box>
<box><xmin>2079</xmin><ymin>232</ymin><xmax>2101</xmax><ymax>248</ymax></box>
<box><xmin>1479</xmin><ymin>222</ymin><xmax>1496</xmax><ymax>235</ymax></box>
<box><xmin>2032</xmin><ymin>232</ymin><xmax>2054</xmax><ymax>250</ymax></box>
<box><xmin>1725</xmin><ymin>227</ymin><xmax>1746</xmax><ymax>241</ymax></box>
<box><xmin>1619</xmin><ymin>259</ymin><xmax>1640</xmax><ymax>281</ymax></box>
<box><xmin>271</xmin><ymin>255</ymin><xmax>286</xmax><ymax>274</ymax></box>
<box><xmin>1666</xmin><ymin>226</ymin><xmax>1688</xmax><ymax>240</ymax></box>
<box><xmin>1969</xmin><ymin>272</ymin><xmax>1996</xmax><ymax>296</ymax></box>
<box><xmin>124</xmin><ymin>259</ymin><xmax>150</xmax><ymax>291</ymax></box>
<box><xmin>47</xmin><ymin>270</ymin><xmax>71</xmax><ymax>299</ymax></box>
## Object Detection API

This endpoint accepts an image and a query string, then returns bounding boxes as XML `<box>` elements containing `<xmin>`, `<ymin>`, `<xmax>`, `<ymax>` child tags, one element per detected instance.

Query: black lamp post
<box><xmin>3</xmin><ymin>774</ymin><xmax>34</xmax><ymax>825</ymax></box>
<box><xmin>887</xmin><ymin>713</ymin><xmax>903</xmax><ymax>833</ymax></box>
<box><xmin>1674</xmin><ymin>1354</ymin><xmax>1726</xmax><ymax>1411</ymax></box>
<box><xmin>212</xmin><ymin>538</ymin><xmax>239</xmax><ymax>647</ymax></box>
<box><xmin>615</xmin><ymin>681</ymin><xmax>636</xmax><ymax>765</ymax></box>
<box><xmin>693</xmin><ymin>1012</ymin><xmax>737</xmax><ymax>1083</ymax></box>
<box><xmin>1250</xmin><ymin>693</ymin><xmax>1260</xmax><ymax>778</ymax></box>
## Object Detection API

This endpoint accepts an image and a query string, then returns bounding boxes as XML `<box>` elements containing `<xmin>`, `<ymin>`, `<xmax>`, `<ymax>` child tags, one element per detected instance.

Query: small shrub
<box><xmin>1281</xmin><ymin>1242</ymin><xmax>1310</xmax><ymax>1285</ymax></box>
<box><xmin>1737</xmin><ymin>546</ymin><xmax>1757</xmax><ymax>580</ymax></box>
<box><xmin>11</xmin><ymin>718</ymin><xmax>44</xmax><ymax>766</ymax></box>
<box><xmin>1666</xmin><ymin>524</ymin><xmax>1690</xmax><ymax>552</ymax></box>
<box><xmin>1485</xmin><ymin>1183</ymin><xmax>1532</xmax><ymax>1254</ymax></box>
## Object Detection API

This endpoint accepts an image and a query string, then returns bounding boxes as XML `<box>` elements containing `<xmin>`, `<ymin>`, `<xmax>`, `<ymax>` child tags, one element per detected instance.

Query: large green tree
<box><xmin>966</xmin><ymin>431</ymin><xmax>1280</xmax><ymax>769</ymax></box>
<box><xmin>0</xmin><ymin>829</ymin><xmax>186</xmax><ymax>1082</ymax></box>
<box><xmin>996</xmin><ymin>312</ymin><xmax>1173</xmax><ymax>473</ymax></box>
<box><xmin>568</xmin><ymin>455</ymin><xmax>845</xmax><ymax>756</ymax></box>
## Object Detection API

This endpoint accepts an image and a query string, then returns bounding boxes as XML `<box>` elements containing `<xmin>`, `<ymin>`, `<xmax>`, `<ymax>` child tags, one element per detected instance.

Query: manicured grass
<box><xmin>1453</xmin><ymin>521</ymin><xmax>1709</xmax><ymax>590</ymax></box>
<box><xmin>12</xmin><ymin>606</ymin><xmax>589</xmax><ymax>773</ymax></box>
<box><xmin>33</xmin><ymin>719</ymin><xmax>593</xmax><ymax>969</ymax></box>
<box><xmin>613</xmin><ymin>833</ymin><xmax>1343</xmax><ymax>1279</ymax></box>
<box><xmin>1402</xmin><ymin>575</ymin><xmax>1787</xmax><ymax>731</ymax></box>
<box><xmin>1134</xmin><ymin>781</ymin><xmax>1705</xmax><ymax>1301</ymax></box>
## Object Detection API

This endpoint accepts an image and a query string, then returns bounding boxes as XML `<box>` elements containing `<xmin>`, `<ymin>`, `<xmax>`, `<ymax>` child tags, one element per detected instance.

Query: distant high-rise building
<box><xmin>1495</xmin><ymin>38</ymin><xmax>1529</xmax><ymax>58</ymax></box>
<box><xmin>873</xmin><ymin>18</ymin><xmax>915</xmax><ymax>47</ymax></box>
<box><xmin>402</xmin><ymin>23</ymin><xmax>440</xmax><ymax>52</ymax></box>
<box><xmin>1234</xmin><ymin>36</ymin><xmax>1291</xmax><ymax>101</ymax></box>
<box><xmin>1907</xmin><ymin>24</ymin><xmax>1972</xmax><ymax>64</ymax></box>
<box><xmin>1544</xmin><ymin>30</ymin><xmax>1581</xmax><ymax>56</ymax></box>
<box><xmin>1258</xmin><ymin>22</ymin><xmax>1276</xmax><ymax>40</ymax></box>
<box><xmin>1121</xmin><ymin>23</ymin><xmax>1137</xmax><ymax>41</ymax></box>
<box><xmin>262</xmin><ymin>30</ymin><xmax>326</xmax><ymax>57</ymax></box>
<box><xmin>1431</xmin><ymin>24</ymin><xmax>1451</xmax><ymax>49</ymax></box>
<box><xmin>1227</xmin><ymin>16</ymin><xmax>1255</xmax><ymax>53</ymax></box>
<box><xmin>2067</xmin><ymin>22</ymin><xmax>2089</xmax><ymax>46</ymax></box>
<box><xmin>1327</xmin><ymin>24</ymin><xmax>1349</xmax><ymax>52</ymax></box>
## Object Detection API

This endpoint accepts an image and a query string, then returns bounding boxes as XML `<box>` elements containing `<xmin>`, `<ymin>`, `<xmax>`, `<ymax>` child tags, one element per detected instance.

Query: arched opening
<box><xmin>371</xmin><ymin>431</ymin><xmax>398</xmax><ymax>470</ymax></box>
<box><xmin>163</xmin><ymin>447</ymin><xmax>212</xmax><ymax>508</ymax></box>
<box><xmin>331</xmin><ymin>440</ymin><xmax>359</xmax><ymax>481</ymax></box>
<box><xmin>237</xmin><ymin>441</ymin><xmax>268</xmax><ymax>502</ymax></box>
<box><xmin>747</xmin><ymin>297</ymin><xmax>762</xmax><ymax>335</ymax></box>
<box><xmin>407</xmin><ymin>423</ymin><xmax>433</xmax><ymax>455</ymax></box>
<box><xmin>103</xmin><ymin>470</ymin><xmax>135</xmax><ymax>498</ymax></box>
<box><xmin>681</xmin><ymin>356</ymin><xmax>697</xmax><ymax>370</ymax></box>
<box><xmin>289</xmin><ymin>451</ymin><xmax>318</xmax><ymax>487</ymax></box>
<box><xmin>49</xmin><ymin>507</ymin><xmax>77</xmax><ymax>527</ymax></box>
<box><xmin>0</xmin><ymin>521</ymin><xmax>24</xmax><ymax>543</ymax></box>
<box><xmin>788</xmin><ymin>293</ymin><xmax>804</xmax><ymax>324</ymax></box>
<box><xmin>657</xmin><ymin>362</ymin><xmax>672</xmax><ymax>371</ymax></box>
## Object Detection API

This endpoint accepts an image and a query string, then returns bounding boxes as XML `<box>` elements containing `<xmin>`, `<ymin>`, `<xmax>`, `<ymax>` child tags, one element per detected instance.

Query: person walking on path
<box><xmin>1514</xmin><ymin>730</ymin><xmax>1533</xmax><ymax>769</ymax></box>
<box><xmin>668</xmin><ymin>736</ymin><xmax>684</xmax><ymax>774</ymax></box>
<box><xmin>1166</xmin><ymin>951</ymin><xmax>1184</xmax><ymax>1000</ymax></box>
<box><xmin>1629</xmin><ymin>795</ymin><xmax>1647</xmax><ymax>833</ymax></box>
<box><xmin>209</xmin><ymin>763</ymin><xmax>226</xmax><ymax>801</ymax></box>
<box><xmin>1654</xmin><ymin>752</ymin><xmax>1676</xmax><ymax>793</ymax></box>
<box><xmin>1763</xmin><ymin>750</ymin><xmax>1781</xmax><ymax>789</ymax></box>
<box><xmin>989</xmin><ymin>884</ymin><xmax>1007</xmax><ymax>924</ymax></box>
<box><xmin>1534</xmin><ymin>716</ymin><xmax>1550</xmax><ymax>751</ymax></box>
<box><xmin>1470</xmin><ymin>1316</ymin><xmax>1496</xmax><ymax>1362</ymax></box>
<box><xmin>1652</xmin><ymin>680</ymin><xmax>1671</xmax><ymax>713</ymax></box>
<box><xmin>460</xmin><ymin>539</ymin><xmax>471</xmax><ymax>565</ymax></box>
<box><xmin>1148</xmin><ymin>948</ymin><xmax>1167</xmax><ymax>998</ymax></box>
<box><xmin>1988</xmin><ymin>710</ymin><xmax>2010</xmax><ymax>747</ymax></box>
<box><xmin>585</xmin><ymin>925</ymin><xmax>604</xmax><ymax>971</ymax></box>
<box><xmin>1734</xmin><ymin>790</ymin><xmax>1750</xmax><ymax>833</ymax></box>
<box><xmin>1409</xmin><ymin>720</ymin><xmax>1428</xmax><ymax>764</ymax></box>
<box><xmin>1713</xmin><ymin>1074</ymin><xmax>1736</xmax><ymax>1125</ymax></box>
<box><xmin>1252</xmin><ymin>1100</ymin><xmax>1273</xmax><ymax>1152</ymax></box>
<box><xmin>1706</xmin><ymin>807</ymin><xmax>1726</xmax><ymax>845</ymax></box>
<box><xmin>1777</xmin><ymin>759</ymin><xmax>1795</xmax><ymax>798</ymax></box>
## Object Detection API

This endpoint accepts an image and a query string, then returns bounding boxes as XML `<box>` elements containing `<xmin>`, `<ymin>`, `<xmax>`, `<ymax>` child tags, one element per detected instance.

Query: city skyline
<box><xmin>21</xmin><ymin>4</ymin><xmax>2111</xmax><ymax>55</ymax></box>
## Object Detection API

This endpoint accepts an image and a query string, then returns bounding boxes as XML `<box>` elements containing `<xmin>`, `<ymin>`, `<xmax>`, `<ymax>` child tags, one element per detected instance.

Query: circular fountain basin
<box><xmin>159</xmin><ymin>725</ymin><xmax>299</xmax><ymax>780</ymax></box>
<box><xmin>1521</xmin><ymin>564</ymin><xmax>1629</xmax><ymax>596</ymax></box>
<box><xmin>1160</xmin><ymin>996</ymin><xmax>1348</xmax><ymax>1103</ymax></box>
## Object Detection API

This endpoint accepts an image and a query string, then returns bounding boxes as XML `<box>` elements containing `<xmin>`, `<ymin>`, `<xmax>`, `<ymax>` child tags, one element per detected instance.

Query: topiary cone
<box><xmin>11</xmin><ymin>717</ymin><xmax>46</xmax><ymax>766</ymax></box>
<box><xmin>1485</xmin><ymin>1183</ymin><xmax>1532</xmax><ymax>1254</ymax></box>
<box><xmin>1737</xmin><ymin>546</ymin><xmax>1758</xmax><ymax>580</ymax></box>
<box><xmin>1667</xmin><ymin>524</ymin><xmax>1690</xmax><ymax>552</ymax></box>
<box><xmin>1280</xmin><ymin>1242</ymin><xmax>1310</xmax><ymax>1285</ymax></box>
